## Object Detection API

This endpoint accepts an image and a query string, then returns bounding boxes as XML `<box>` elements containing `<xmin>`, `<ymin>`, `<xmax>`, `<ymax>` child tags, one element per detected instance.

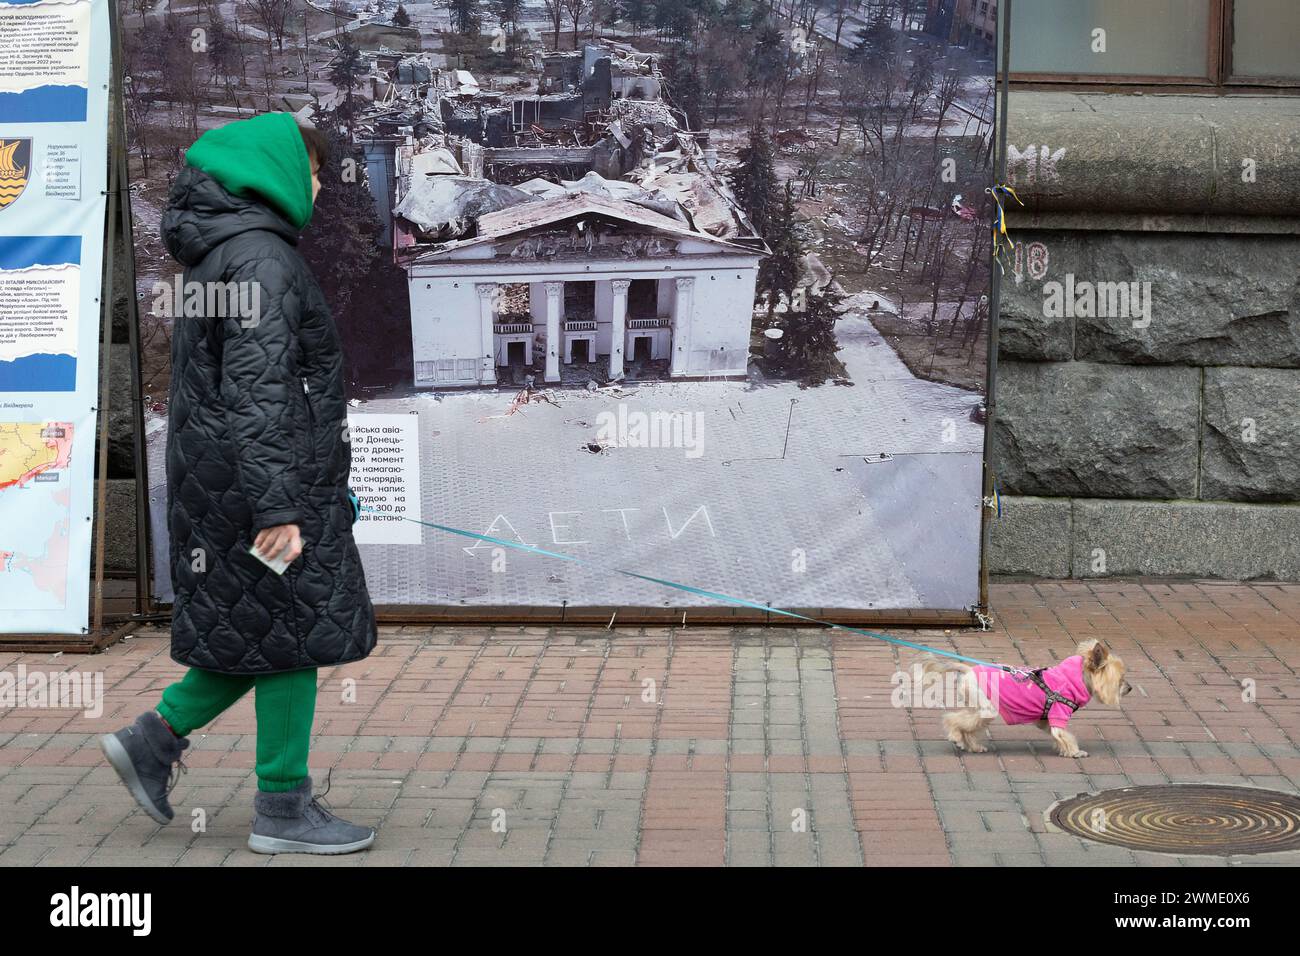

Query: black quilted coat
<box><xmin>160</xmin><ymin>166</ymin><xmax>378</xmax><ymax>674</ymax></box>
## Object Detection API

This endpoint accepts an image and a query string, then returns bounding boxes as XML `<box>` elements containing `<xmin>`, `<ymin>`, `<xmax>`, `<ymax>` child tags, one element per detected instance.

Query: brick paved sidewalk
<box><xmin>1</xmin><ymin>580</ymin><xmax>1298</xmax><ymax>866</ymax></box>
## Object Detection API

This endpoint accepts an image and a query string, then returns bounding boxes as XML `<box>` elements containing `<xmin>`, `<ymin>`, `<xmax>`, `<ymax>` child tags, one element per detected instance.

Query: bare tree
<box><xmin>846</xmin><ymin>62</ymin><xmax>899</xmax><ymax>172</ymax></box>
<box><xmin>827</xmin><ymin>0</ymin><xmax>856</xmax><ymax>47</ymax></box>
<box><xmin>588</xmin><ymin>0</ymin><xmax>613</xmax><ymax>40</ymax></box>
<box><xmin>894</xmin><ymin>45</ymin><xmax>935</xmax><ymax>145</ymax></box>
<box><xmin>446</xmin><ymin>0</ymin><xmax>481</xmax><ymax>35</ymax></box>
<box><xmin>541</xmin><ymin>0</ymin><xmax>563</xmax><ymax>48</ymax></box>
<box><xmin>243</xmin><ymin>0</ymin><xmax>293</xmax><ymax>54</ymax></box>
<box><xmin>204</xmin><ymin>1</ymin><xmax>244</xmax><ymax>97</ymax></box>
<box><xmin>801</xmin><ymin>41</ymin><xmax>828</xmax><ymax>124</ymax></box>
<box><xmin>563</xmin><ymin>0</ymin><xmax>588</xmax><ymax>48</ymax></box>
<box><xmin>851</xmin><ymin>160</ymin><xmax>907</xmax><ymax>264</ymax></box>
<box><xmin>931</xmin><ymin>67</ymin><xmax>961</xmax><ymax>150</ymax></box>
<box><xmin>700</xmin><ymin>26</ymin><xmax>746</xmax><ymax>126</ymax></box>
<box><xmin>234</xmin><ymin>4</ymin><xmax>250</xmax><ymax>84</ymax></box>
<box><xmin>747</xmin><ymin>23</ymin><xmax>796</xmax><ymax>130</ymax></box>
<box><xmin>259</xmin><ymin>50</ymin><xmax>278</xmax><ymax>111</ymax></box>
<box><xmin>158</xmin><ymin>14</ymin><xmax>202</xmax><ymax>139</ymax></box>
<box><xmin>297</xmin><ymin>9</ymin><xmax>312</xmax><ymax>93</ymax></box>
<box><xmin>949</xmin><ymin>225</ymin><xmax>987</xmax><ymax>338</ymax></box>
<box><xmin>897</xmin><ymin>0</ymin><xmax>922</xmax><ymax>31</ymax></box>
<box><xmin>926</xmin><ymin>233</ymin><xmax>954</xmax><ymax>333</ymax></box>
<box><xmin>120</xmin><ymin>40</ymin><xmax>158</xmax><ymax>178</ymax></box>
<box><xmin>767</xmin><ymin>33</ymin><xmax>804</xmax><ymax>130</ymax></box>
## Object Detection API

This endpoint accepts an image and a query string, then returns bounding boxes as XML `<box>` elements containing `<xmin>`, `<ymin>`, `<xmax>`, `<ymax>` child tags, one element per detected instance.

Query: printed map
<box><xmin>0</xmin><ymin>421</ymin><xmax>72</xmax><ymax>609</ymax></box>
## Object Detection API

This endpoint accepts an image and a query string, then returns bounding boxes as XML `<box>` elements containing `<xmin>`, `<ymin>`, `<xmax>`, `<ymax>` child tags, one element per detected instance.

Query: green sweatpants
<box><xmin>157</xmin><ymin>667</ymin><xmax>318</xmax><ymax>793</ymax></box>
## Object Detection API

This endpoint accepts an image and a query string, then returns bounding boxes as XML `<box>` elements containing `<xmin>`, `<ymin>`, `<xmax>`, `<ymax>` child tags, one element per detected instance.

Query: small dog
<box><xmin>917</xmin><ymin>639</ymin><xmax>1132</xmax><ymax>758</ymax></box>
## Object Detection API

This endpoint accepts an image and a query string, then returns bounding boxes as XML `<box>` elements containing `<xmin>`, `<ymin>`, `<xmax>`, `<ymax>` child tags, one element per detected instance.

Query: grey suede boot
<box><xmin>248</xmin><ymin>778</ymin><xmax>375</xmax><ymax>855</ymax></box>
<box><xmin>99</xmin><ymin>711</ymin><xmax>190</xmax><ymax>825</ymax></box>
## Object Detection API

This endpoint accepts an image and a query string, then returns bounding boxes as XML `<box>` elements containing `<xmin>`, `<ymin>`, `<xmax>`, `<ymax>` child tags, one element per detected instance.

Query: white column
<box><xmin>476</xmin><ymin>282</ymin><xmax>497</xmax><ymax>385</ymax></box>
<box><xmin>528</xmin><ymin>282</ymin><xmax>547</xmax><ymax>324</ymax></box>
<box><xmin>544</xmin><ymin>280</ymin><xmax>563</xmax><ymax>383</ymax></box>
<box><xmin>670</xmin><ymin>275</ymin><xmax>694</xmax><ymax>377</ymax></box>
<box><xmin>608</xmin><ymin>278</ymin><xmax>630</xmax><ymax>380</ymax></box>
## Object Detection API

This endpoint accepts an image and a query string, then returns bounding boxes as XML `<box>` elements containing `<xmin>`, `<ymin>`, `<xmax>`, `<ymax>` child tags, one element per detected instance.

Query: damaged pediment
<box><xmin>407</xmin><ymin>191</ymin><xmax>758</xmax><ymax>266</ymax></box>
<box><xmin>501</xmin><ymin>225</ymin><xmax>679</xmax><ymax>261</ymax></box>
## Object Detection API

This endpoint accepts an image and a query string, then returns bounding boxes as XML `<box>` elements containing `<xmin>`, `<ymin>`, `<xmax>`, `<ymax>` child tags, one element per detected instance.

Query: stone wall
<box><xmin>989</xmin><ymin>92</ymin><xmax>1300</xmax><ymax>580</ymax></box>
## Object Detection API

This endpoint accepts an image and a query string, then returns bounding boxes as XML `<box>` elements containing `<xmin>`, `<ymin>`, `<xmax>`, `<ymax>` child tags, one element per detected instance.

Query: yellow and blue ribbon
<box><xmin>987</xmin><ymin>183</ymin><xmax>1023</xmax><ymax>275</ymax></box>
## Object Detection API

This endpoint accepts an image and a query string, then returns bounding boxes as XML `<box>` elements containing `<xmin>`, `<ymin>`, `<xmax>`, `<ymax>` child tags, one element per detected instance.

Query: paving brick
<box><xmin>3</xmin><ymin>581</ymin><xmax>1298</xmax><ymax>866</ymax></box>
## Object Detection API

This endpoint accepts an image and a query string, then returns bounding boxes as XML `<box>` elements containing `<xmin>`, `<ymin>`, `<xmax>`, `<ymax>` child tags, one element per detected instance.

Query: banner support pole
<box><xmin>91</xmin><ymin>0</ymin><xmax>125</xmax><ymax>636</ymax></box>
<box><xmin>107</xmin><ymin>0</ymin><xmax>155</xmax><ymax>616</ymax></box>
<box><xmin>977</xmin><ymin>0</ymin><xmax>1012</xmax><ymax>622</ymax></box>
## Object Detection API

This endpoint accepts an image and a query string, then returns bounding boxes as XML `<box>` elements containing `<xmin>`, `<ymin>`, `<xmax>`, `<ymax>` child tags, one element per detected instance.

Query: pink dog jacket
<box><xmin>971</xmin><ymin>656</ymin><xmax>1091</xmax><ymax>729</ymax></box>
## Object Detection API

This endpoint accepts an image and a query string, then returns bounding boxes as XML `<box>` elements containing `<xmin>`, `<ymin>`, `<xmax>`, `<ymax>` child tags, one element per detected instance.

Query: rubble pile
<box><xmin>320</xmin><ymin>36</ymin><xmax>762</xmax><ymax>256</ymax></box>
<box><xmin>607</xmin><ymin>97</ymin><xmax>678</xmax><ymax>136</ymax></box>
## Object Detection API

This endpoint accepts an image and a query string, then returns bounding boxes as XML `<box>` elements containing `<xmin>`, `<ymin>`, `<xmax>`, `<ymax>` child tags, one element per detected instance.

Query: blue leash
<box><xmin>358</xmin><ymin>504</ymin><xmax>1016</xmax><ymax>673</ymax></box>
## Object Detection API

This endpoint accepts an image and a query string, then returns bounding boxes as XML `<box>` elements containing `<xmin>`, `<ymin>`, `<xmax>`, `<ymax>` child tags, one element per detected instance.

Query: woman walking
<box><xmin>100</xmin><ymin>112</ymin><xmax>379</xmax><ymax>854</ymax></box>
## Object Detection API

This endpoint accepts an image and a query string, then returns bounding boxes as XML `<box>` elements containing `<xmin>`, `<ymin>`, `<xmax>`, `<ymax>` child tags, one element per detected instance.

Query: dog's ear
<box><xmin>1086</xmin><ymin>643</ymin><xmax>1110</xmax><ymax>670</ymax></box>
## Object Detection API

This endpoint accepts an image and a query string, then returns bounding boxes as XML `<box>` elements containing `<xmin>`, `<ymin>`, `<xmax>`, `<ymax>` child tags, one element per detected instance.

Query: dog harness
<box><xmin>1025</xmin><ymin>668</ymin><xmax>1082</xmax><ymax>722</ymax></box>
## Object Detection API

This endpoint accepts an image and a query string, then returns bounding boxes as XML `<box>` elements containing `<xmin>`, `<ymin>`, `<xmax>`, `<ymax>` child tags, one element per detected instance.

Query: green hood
<box><xmin>184</xmin><ymin>112</ymin><xmax>314</xmax><ymax>230</ymax></box>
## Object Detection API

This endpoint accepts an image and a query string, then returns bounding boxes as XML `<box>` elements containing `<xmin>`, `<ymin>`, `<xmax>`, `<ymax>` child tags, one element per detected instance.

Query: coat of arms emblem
<box><xmin>0</xmin><ymin>139</ymin><xmax>31</xmax><ymax>211</ymax></box>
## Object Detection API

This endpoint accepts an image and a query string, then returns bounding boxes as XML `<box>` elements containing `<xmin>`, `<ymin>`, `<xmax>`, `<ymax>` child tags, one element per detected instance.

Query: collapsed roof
<box><xmin>513</xmin><ymin>171</ymin><xmax>686</xmax><ymax>223</ymax></box>
<box><xmin>394</xmin><ymin>140</ymin><xmax>759</xmax><ymax>245</ymax></box>
<box><xmin>394</xmin><ymin>175</ymin><xmax>536</xmax><ymax>240</ymax></box>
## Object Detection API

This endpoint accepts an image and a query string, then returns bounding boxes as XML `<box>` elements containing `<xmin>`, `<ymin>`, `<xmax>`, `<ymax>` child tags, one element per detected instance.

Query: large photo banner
<box><xmin>0</xmin><ymin>0</ymin><xmax>110</xmax><ymax>634</ymax></box>
<box><xmin>124</xmin><ymin>0</ymin><xmax>995</xmax><ymax>620</ymax></box>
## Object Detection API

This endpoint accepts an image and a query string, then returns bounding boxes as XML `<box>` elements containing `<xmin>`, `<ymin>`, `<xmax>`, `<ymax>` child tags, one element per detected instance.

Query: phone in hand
<box><xmin>249</xmin><ymin>544</ymin><xmax>293</xmax><ymax>575</ymax></box>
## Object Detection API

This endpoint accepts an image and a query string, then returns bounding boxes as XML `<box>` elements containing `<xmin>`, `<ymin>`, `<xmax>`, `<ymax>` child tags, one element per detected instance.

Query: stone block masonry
<box><xmin>989</xmin><ymin>92</ymin><xmax>1300</xmax><ymax>581</ymax></box>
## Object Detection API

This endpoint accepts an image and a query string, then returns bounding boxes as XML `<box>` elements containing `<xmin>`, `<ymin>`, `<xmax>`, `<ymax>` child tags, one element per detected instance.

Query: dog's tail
<box><xmin>913</xmin><ymin>653</ymin><xmax>973</xmax><ymax>692</ymax></box>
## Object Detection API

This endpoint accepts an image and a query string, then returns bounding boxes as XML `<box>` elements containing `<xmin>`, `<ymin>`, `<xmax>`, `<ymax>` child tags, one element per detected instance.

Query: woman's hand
<box><xmin>254</xmin><ymin>524</ymin><xmax>303</xmax><ymax>564</ymax></box>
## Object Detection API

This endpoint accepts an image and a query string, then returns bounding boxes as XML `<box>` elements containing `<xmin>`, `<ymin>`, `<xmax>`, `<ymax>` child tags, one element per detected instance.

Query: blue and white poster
<box><xmin>0</xmin><ymin>0</ymin><xmax>109</xmax><ymax>633</ymax></box>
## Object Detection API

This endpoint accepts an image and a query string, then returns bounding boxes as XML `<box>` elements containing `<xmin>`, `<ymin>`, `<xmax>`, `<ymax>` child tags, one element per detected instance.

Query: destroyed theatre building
<box><xmin>398</xmin><ymin>182</ymin><xmax>764</xmax><ymax>388</ymax></box>
<box><xmin>354</xmin><ymin>40</ymin><xmax>765</xmax><ymax>389</ymax></box>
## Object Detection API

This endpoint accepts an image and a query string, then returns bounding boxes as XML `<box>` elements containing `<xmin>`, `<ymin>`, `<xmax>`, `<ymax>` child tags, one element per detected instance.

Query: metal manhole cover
<box><xmin>1050</xmin><ymin>785</ymin><xmax>1300</xmax><ymax>855</ymax></box>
